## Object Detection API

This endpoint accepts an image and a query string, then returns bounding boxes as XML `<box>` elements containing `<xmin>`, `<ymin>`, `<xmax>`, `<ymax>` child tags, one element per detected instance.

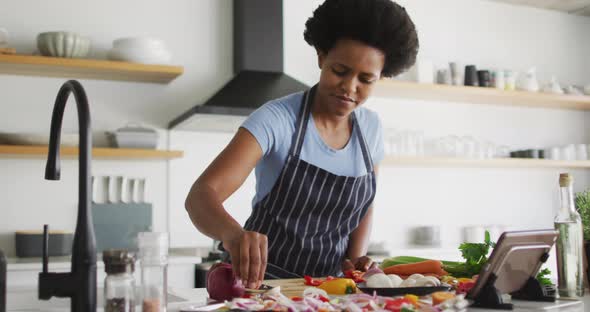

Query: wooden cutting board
<box><xmin>262</xmin><ymin>278</ymin><xmax>308</xmax><ymax>297</ymax></box>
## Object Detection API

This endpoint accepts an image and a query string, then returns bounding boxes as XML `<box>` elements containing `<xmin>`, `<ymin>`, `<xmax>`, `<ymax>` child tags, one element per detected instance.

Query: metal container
<box><xmin>15</xmin><ymin>231</ymin><xmax>73</xmax><ymax>257</ymax></box>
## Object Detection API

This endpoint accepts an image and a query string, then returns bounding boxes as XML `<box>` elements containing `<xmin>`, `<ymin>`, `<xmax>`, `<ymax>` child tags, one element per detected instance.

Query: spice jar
<box><xmin>138</xmin><ymin>232</ymin><xmax>168</xmax><ymax>312</ymax></box>
<box><xmin>103</xmin><ymin>249</ymin><xmax>136</xmax><ymax>312</ymax></box>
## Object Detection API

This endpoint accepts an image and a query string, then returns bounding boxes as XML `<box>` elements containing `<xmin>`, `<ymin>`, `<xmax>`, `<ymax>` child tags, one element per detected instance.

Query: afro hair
<box><xmin>304</xmin><ymin>0</ymin><xmax>419</xmax><ymax>77</ymax></box>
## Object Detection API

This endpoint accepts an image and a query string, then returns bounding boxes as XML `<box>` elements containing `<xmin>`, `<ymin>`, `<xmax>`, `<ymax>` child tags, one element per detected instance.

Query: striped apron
<box><xmin>243</xmin><ymin>85</ymin><xmax>377</xmax><ymax>278</ymax></box>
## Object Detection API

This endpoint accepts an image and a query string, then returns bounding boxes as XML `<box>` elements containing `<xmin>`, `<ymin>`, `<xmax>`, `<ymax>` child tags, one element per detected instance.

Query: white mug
<box><xmin>121</xmin><ymin>177</ymin><xmax>133</xmax><ymax>203</ymax></box>
<box><xmin>91</xmin><ymin>175</ymin><xmax>109</xmax><ymax>204</ymax></box>
<box><xmin>132</xmin><ymin>178</ymin><xmax>147</xmax><ymax>203</ymax></box>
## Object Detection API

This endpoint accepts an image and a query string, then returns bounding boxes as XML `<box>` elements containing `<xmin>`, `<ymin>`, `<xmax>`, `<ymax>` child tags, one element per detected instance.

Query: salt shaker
<box><xmin>138</xmin><ymin>232</ymin><xmax>168</xmax><ymax>312</ymax></box>
<box><xmin>103</xmin><ymin>250</ymin><xmax>136</xmax><ymax>312</ymax></box>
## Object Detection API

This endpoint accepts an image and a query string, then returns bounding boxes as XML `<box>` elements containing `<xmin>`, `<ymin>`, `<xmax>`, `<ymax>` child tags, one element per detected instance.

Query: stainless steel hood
<box><xmin>169</xmin><ymin>0</ymin><xmax>308</xmax><ymax>131</ymax></box>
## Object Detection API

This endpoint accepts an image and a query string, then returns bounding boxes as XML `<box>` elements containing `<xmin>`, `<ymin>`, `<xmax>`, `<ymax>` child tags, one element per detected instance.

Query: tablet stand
<box><xmin>470</xmin><ymin>252</ymin><xmax>555</xmax><ymax>310</ymax></box>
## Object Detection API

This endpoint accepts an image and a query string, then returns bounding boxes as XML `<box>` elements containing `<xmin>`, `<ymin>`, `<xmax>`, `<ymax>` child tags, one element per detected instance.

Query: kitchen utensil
<box><xmin>0</xmin><ymin>132</ymin><xmax>78</xmax><ymax>146</ymax></box>
<box><xmin>542</xmin><ymin>76</ymin><xmax>563</xmax><ymax>94</ymax></box>
<box><xmin>108</xmin><ymin>37</ymin><xmax>172</xmax><ymax>65</ymax></box>
<box><xmin>410</xmin><ymin>225</ymin><xmax>440</xmax><ymax>246</ymax></box>
<box><xmin>436</xmin><ymin>69</ymin><xmax>451</xmax><ymax>85</ymax></box>
<box><xmin>108</xmin><ymin>123</ymin><xmax>159</xmax><ymax>149</ymax></box>
<box><xmin>504</xmin><ymin>70</ymin><xmax>517</xmax><ymax>91</ymax></box>
<box><xmin>477</xmin><ymin>70</ymin><xmax>491</xmax><ymax>87</ymax></box>
<box><xmin>449</xmin><ymin>62</ymin><xmax>462</xmax><ymax>85</ymax></box>
<box><xmin>491</xmin><ymin>70</ymin><xmax>505</xmax><ymax>90</ymax></box>
<box><xmin>464</xmin><ymin>65</ymin><xmax>478</xmax><ymax>86</ymax></box>
<box><xmin>15</xmin><ymin>230</ymin><xmax>73</xmax><ymax>257</ymax></box>
<box><xmin>37</xmin><ymin>31</ymin><xmax>90</xmax><ymax>58</ymax></box>
<box><xmin>91</xmin><ymin>175</ymin><xmax>109</xmax><ymax>204</ymax></box>
<box><xmin>357</xmin><ymin>284</ymin><xmax>452</xmax><ymax>296</ymax></box>
<box><xmin>517</xmin><ymin>67</ymin><xmax>539</xmax><ymax>92</ymax></box>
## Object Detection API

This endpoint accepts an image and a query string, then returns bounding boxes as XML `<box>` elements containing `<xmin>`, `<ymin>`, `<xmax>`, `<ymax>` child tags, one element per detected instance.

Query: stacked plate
<box><xmin>107</xmin><ymin>37</ymin><xmax>172</xmax><ymax>65</ymax></box>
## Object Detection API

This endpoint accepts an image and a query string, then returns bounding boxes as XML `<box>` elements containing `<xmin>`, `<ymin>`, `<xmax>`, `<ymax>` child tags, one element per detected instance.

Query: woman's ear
<box><xmin>317</xmin><ymin>49</ymin><xmax>326</xmax><ymax>69</ymax></box>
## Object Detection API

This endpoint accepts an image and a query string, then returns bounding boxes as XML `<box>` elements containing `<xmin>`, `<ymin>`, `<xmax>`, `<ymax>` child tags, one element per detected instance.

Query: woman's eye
<box><xmin>332</xmin><ymin>68</ymin><xmax>347</xmax><ymax>76</ymax></box>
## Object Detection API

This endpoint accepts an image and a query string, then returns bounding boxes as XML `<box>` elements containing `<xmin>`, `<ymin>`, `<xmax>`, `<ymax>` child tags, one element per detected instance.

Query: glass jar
<box><xmin>103</xmin><ymin>250</ymin><xmax>136</xmax><ymax>312</ymax></box>
<box><xmin>138</xmin><ymin>232</ymin><xmax>168</xmax><ymax>312</ymax></box>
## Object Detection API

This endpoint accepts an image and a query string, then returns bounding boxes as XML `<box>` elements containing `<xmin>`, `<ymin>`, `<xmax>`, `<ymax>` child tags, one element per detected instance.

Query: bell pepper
<box><xmin>384</xmin><ymin>298</ymin><xmax>415</xmax><ymax>312</ymax></box>
<box><xmin>317</xmin><ymin>278</ymin><xmax>357</xmax><ymax>295</ymax></box>
<box><xmin>304</xmin><ymin>275</ymin><xmax>323</xmax><ymax>286</ymax></box>
<box><xmin>344</xmin><ymin>269</ymin><xmax>365</xmax><ymax>283</ymax></box>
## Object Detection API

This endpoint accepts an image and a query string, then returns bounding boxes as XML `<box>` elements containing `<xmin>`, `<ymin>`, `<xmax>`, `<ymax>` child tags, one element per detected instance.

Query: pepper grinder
<box><xmin>1</xmin><ymin>249</ymin><xmax>6</xmax><ymax>312</ymax></box>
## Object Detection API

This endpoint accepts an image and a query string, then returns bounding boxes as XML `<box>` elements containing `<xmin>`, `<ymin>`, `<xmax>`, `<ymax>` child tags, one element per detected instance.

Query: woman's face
<box><xmin>316</xmin><ymin>38</ymin><xmax>385</xmax><ymax>118</ymax></box>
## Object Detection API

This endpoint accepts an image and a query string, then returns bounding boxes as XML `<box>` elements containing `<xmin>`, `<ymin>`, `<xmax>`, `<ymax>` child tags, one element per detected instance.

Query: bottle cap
<box><xmin>559</xmin><ymin>173</ymin><xmax>573</xmax><ymax>187</ymax></box>
<box><xmin>103</xmin><ymin>249</ymin><xmax>135</xmax><ymax>274</ymax></box>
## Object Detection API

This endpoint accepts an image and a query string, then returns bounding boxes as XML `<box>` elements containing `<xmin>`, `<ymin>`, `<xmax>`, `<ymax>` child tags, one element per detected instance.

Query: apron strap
<box><xmin>290</xmin><ymin>86</ymin><xmax>314</xmax><ymax>157</ymax></box>
<box><xmin>351</xmin><ymin>112</ymin><xmax>374</xmax><ymax>173</ymax></box>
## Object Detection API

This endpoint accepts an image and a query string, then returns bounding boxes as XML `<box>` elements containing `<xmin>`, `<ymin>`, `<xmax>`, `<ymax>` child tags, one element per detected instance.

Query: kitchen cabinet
<box><xmin>0</xmin><ymin>144</ymin><xmax>183</xmax><ymax>159</ymax></box>
<box><xmin>0</xmin><ymin>54</ymin><xmax>183</xmax><ymax>83</ymax></box>
<box><xmin>374</xmin><ymin>80</ymin><xmax>590</xmax><ymax>111</ymax></box>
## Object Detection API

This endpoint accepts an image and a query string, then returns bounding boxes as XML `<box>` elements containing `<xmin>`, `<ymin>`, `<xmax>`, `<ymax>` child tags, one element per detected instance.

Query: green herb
<box><xmin>380</xmin><ymin>231</ymin><xmax>496</xmax><ymax>278</ymax></box>
<box><xmin>575</xmin><ymin>190</ymin><xmax>590</xmax><ymax>241</ymax></box>
<box><xmin>536</xmin><ymin>268</ymin><xmax>552</xmax><ymax>286</ymax></box>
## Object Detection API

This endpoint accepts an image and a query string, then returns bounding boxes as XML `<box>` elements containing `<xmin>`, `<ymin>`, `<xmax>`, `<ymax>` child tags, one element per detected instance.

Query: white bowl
<box><xmin>107</xmin><ymin>46</ymin><xmax>172</xmax><ymax>65</ymax></box>
<box><xmin>37</xmin><ymin>31</ymin><xmax>90</xmax><ymax>58</ymax></box>
<box><xmin>113</xmin><ymin>37</ymin><xmax>166</xmax><ymax>50</ymax></box>
<box><xmin>0</xmin><ymin>132</ymin><xmax>78</xmax><ymax>146</ymax></box>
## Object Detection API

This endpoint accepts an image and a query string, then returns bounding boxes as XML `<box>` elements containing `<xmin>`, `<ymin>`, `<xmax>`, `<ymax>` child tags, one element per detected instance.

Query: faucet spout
<box><xmin>39</xmin><ymin>80</ymin><xmax>96</xmax><ymax>312</ymax></box>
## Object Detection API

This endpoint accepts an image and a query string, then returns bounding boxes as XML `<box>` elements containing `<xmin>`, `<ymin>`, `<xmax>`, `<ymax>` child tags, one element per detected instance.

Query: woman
<box><xmin>185</xmin><ymin>0</ymin><xmax>418</xmax><ymax>289</ymax></box>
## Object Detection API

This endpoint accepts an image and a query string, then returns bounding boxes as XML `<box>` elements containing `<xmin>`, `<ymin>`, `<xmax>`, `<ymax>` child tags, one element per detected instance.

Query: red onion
<box><xmin>206</xmin><ymin>262</ymin><xmax>245</xmax><ymax>301</ymax></box>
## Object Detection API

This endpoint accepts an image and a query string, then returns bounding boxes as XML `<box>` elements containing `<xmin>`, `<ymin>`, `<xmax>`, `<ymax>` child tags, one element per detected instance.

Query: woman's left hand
<box><xmin>342</xmin><ymin>256</ymin><xmax>377</xmax><ymax>272</ymax></box>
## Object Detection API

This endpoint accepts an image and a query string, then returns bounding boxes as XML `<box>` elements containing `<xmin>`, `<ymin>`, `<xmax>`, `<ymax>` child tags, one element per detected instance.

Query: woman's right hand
<box><xmin>223</xmin><ymin>230</ymin><xmax>268</xmax><ymax>289</ymax></box>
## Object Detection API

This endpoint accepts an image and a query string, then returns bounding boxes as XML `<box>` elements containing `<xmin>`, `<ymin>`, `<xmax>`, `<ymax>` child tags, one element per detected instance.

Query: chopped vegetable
<box><xmin>304</xmin><ymin>275</ymin><xmax>323</xmax><ymax>286</ymax></box>
<box><xmin>317</xmin><ymin>278</ymin><xmax>357</xmax><ymax>295</ymax></box>
<box><xmin>344</xmin><ymin>269</ymin><xmax>366</xmax><ymax>283</ymax></box>
<box><xmin>432</xmin><ymin>291</ymin><xmax>456</xmax><ymax>305</ymax></box>
<box><xmin>366</xmin><ymin>273</ymin><xmax>394</xmax><ymax>288</ymax></box>
<box><xmin>383</xmin><ymin>259</ymin><xmax>447</xmax><ymax>276</ymax></box>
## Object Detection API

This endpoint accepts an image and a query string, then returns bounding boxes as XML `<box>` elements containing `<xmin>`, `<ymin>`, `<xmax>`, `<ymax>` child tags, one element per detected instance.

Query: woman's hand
<box><xmin>223</xmin><ymin>230</ymin><xmax>268</xmax><ymax>289</ymax></box>
<box><xmin>342</xmin><ymin>256</ymin><xmax>377</xmax><ymax>272</ymax></box>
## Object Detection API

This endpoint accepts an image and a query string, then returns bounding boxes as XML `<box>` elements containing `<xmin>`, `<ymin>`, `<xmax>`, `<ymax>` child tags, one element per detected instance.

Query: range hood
<box><xmin>169</xmin><ymin>0</ymin><xmax>308</xmax><ymax>131</ymax></box>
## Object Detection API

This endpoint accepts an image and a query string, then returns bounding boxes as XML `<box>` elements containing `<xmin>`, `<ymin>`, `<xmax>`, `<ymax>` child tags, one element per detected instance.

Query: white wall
<box><xmin>0</xmin><ymin>0</ymin><xmax>233</xmax><ymax>256</ymax></box>
<box><xmin>1</xmin><ymin>0</ymin><xmax>589</xmax><ymax>260</ymax></box>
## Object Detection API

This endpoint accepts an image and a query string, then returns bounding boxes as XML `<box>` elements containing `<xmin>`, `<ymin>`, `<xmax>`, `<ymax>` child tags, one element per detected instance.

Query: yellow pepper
<box><xmin>404</xmin><ymin>294</ymin><xmax>419</xmax><ymax>306</ymax></box>
<box><xmin>317</xmin><ymin>278</ymin><xmax>357</xmax><ymax>295</ymax></box>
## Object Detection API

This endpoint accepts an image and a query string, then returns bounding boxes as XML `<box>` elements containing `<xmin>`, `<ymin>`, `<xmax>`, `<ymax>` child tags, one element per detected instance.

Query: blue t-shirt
<box><xmin>241</xmin><ymin>91</ymin><xmax>384</xmax><ymax>206</ymax></box>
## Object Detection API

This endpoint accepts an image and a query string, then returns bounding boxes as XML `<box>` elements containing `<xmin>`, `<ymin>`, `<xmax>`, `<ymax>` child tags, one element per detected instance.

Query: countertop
<box><xmin>6</xmin><ymin>286</ymin><xmax>588</xmax><ymax>312</ymax></box>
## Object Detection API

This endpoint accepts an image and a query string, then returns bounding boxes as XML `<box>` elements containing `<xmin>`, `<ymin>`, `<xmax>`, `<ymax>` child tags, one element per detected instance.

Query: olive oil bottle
<box><xmin>554</xmin><ymin>173</ymin><xmax>584</xmax><ymax>298</ymax></box>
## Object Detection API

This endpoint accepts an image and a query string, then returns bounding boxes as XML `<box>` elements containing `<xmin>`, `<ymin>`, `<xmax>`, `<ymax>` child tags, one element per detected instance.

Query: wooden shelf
<box><xmin>381</xmin><ymin>156</ymin><xmax>590</xmax><ymax>169</ymax></box>
<box><xmin>373</xmin><ymin>80</ymin><xmax>590</xmax><ymax>110</ymax></box>
<box><xmin>0</xmin><ymin>145</ymin><xmax>183</xmax><ymax>160</ymax></box>
<box><xmin>0</xmin><ymin>54</ymin><xmax>183</xmax><ymax>83</ymax></box>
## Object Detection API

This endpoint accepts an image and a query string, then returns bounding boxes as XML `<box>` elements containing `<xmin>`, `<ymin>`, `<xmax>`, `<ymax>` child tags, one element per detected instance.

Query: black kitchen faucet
<box><xmin>38</xmin><ymin>80</ymin><xmax>97</xmax><ymax>312</ymax></box>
